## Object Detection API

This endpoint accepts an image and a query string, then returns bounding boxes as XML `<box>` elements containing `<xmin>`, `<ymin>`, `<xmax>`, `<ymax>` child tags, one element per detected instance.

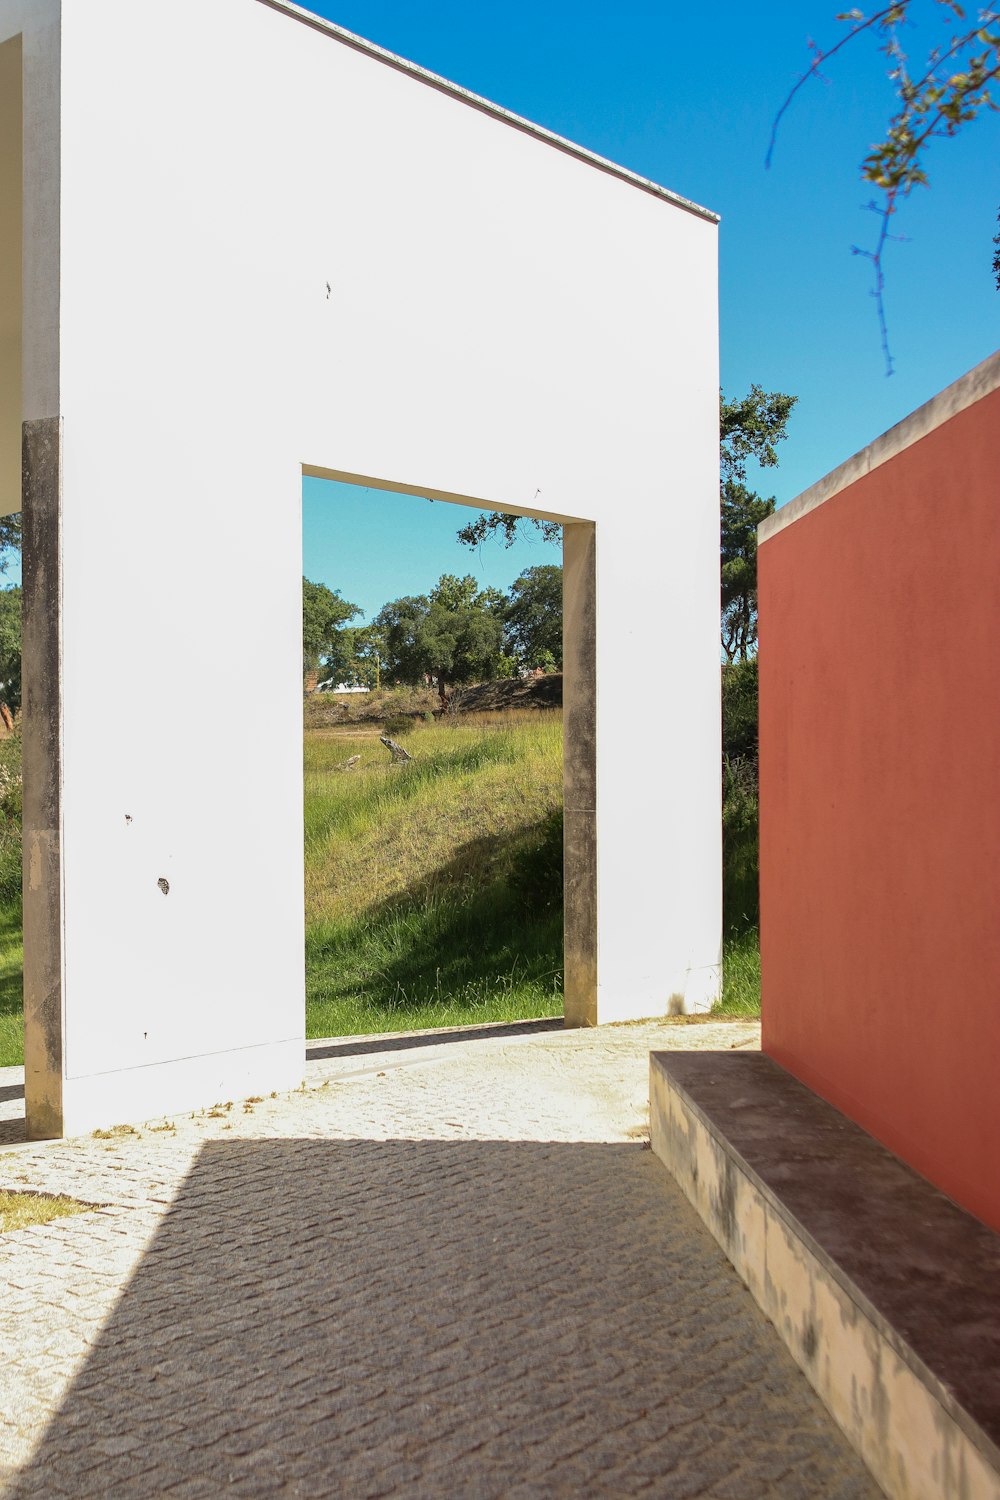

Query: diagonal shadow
<box><xmin>5</xmin><ymin>1137</ymin><xmax>878</xmax><ymax>1499</ymax></box>
<box><xmin>306</xmin><ymin>1016</ymin><xmax>562</xmax><ymax>1061</ymax></box>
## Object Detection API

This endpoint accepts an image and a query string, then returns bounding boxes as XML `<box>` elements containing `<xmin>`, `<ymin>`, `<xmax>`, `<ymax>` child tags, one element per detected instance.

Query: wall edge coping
<box><xmin>758</xmin><ymin>347</ymin><xmax>1000</xmax><ymax>545</ymax></box>
<box><xmin>252</xmin><ymin>0</ymin><xmax>720</xmax><ymax>224</ymax></box>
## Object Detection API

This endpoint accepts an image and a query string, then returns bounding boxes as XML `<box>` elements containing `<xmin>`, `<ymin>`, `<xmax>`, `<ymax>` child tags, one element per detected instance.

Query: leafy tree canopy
<box><xmin>722</xmin><ymin>656</ymin><xmax>760</xmax><ymax>770</ymax></box>
<box><xmin>455</xmin><ymin>386</ymin><xmax>795</xmax><ymax>663</ymax></box>
<box><xmin>348</xmin><ymin>623</ymin><xmax>387</xmax><ymax>691</ymax></box>
<box><xmin>0</xmin><ymin>523</ymin><xmax>23</xmax><ymax>716</ymax></box>
<box><xmin>504</xmin><ymin>565</ymin><xmax>564</xmax><ymax>671</ymax></box>
<box><xmin>721</xmin><ymin>485</ymin><xmax>777</xmax><ymax>665</ymax></box>
<box><xmin>456</xmin><ymin>512</ymin><xmax>561</xmax><ymax>550</ymax></box>
<box><xmin>375</xmin><ymin>574</ymin><xmax>506</xmax><ymax>702</ymax></box>
<box><xmin>720</xmin><ymin>386</ymin><xmax>797</xmax><ymax>663</ymax></box>
<box><xmin>302</xmin><ymin>577</ymin><xmax>361</xmax><ymax>685</ymax></box>
<box><xmin>430</xmin><ymin>573</ymin><xmax>502</xmax><ymax>613</ymax></box>
<box><xmin>721</xmin><ymin>387</ymin><xmax>797</xmax><ymax>484</ymax></box>
<box><xmin>0</xmin><ymin>586</ymin><xmax>21</xmax><ymax>713</ymax></box>
<box><xmin>0</xmin><ymin>517</ymin><xmax>20</xmax><ymax>563</ymax></box>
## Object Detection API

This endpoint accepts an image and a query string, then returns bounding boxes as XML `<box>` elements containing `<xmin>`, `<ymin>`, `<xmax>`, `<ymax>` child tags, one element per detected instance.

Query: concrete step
<box><xmin>650</xmin><ymin>1050</ymin><xmax>1000</xmax><ymax>1500</ymax></box>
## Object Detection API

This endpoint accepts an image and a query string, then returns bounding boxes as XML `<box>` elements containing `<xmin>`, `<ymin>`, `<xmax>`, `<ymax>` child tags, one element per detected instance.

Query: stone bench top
<box><xmin>651</xmin><ymin>1050</ymin><xmax>1000</xmax><ymax>1464</ymax></box>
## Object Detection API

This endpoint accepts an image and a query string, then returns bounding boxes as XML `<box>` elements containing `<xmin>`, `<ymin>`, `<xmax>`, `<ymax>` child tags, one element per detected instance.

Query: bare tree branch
<box><xmin>769</xmin><ymin>2</ymin><xmax>1000</xmax><ymax>373</ymax></box>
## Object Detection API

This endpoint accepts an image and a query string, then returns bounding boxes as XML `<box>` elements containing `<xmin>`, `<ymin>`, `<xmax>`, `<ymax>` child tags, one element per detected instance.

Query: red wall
<box><xmin>759</xmin><ymin>387</ymin><xmax>1000</xmax><ymax>1232</ymax></box>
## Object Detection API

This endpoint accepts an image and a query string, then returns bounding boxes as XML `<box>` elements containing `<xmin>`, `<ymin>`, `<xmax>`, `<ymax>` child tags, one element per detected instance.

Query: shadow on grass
<box><xmin>306</xmin><ymin>811</ymin><xmax>563</xmax><ymax>1036</ymax></box>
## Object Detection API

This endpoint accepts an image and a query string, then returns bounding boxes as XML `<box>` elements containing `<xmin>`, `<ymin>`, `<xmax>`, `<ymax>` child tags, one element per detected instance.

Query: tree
<box><xmin>721</xmin><ymin>386</ymin><xmax>798</xmax><ymax>478</ymax></box>
<box><xmin>504</xmin><ymin>565</ymin><xmax>563</xmax><ymax>670</ymax></box>
<box><xmin>456</xmin><ymin>512</ymin><xmax>561</xmax><ymax>550</ymax></box>
<box><xmin>302</xmin><ymin>577</ymin><xmax>361</xmax><ymax>688</ymax></box>
<box><xmin>456</xmin><ymin>388</ymin><xmax>795</xmax><ymax>662</ymax></box>
<box><xmin>0</xmin><ymin>587</ymin><xmax>21</xmax><ymax>714</ymax></box>
<box><xmin>720</xmin><ymin>384</ymin><xmax>797</xmax><ymax>662</ymax></box>
<box><xmin>0</xmin><ymin>517</ymin><xmax>20</xmax><ymax>562</ymax></box>
<box><xmin>721</xmin><ymin>485</ymin><xmax>776</xmax><ymax>664</ymax></box>
<box><xmin>769</xmin><ymin>3</ymin><xmax>1000</xmax><ymax>370</ymax></box>
<box><xmin>374</xmin><ymin>574</ymin><xmax>505</xmax><ymax>704</ymax></box>
<box><xmin>349</xmin><ymin>623</ymin><xmax>386</xmax><ymax>691</ymax></box>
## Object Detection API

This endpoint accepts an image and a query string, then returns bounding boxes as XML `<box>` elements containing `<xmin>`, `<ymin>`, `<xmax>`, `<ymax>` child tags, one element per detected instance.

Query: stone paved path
<box><xmin>0</xmin><ymin>1018</ymin><xmax>880</xmax><ymax>1499</ymax></box>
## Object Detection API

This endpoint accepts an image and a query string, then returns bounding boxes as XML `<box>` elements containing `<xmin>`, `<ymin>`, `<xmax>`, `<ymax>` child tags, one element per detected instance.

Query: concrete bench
<box><xmin>650</xmin><ymin>1050</ymin><xmax>1000</xmax><ymax>1500</ymax></box>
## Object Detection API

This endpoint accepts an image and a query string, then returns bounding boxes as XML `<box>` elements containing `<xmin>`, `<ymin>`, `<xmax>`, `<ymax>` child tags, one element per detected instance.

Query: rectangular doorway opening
<box><xmin>300</xmin><ymin>472</ymin><xmax>582</xmax><ymax>1041</ymax></box>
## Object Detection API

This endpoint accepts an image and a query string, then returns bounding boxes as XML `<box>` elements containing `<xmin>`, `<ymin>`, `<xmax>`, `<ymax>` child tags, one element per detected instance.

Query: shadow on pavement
<box><xmin>306</xmin><ymin>1016</ymin><xmax>563</xmax><ymax>1062</ymax></box>
<box><xmin>5</xmin><ymin>1136</ymin><xmax>878</xmax><ymax>1499</ymax></box>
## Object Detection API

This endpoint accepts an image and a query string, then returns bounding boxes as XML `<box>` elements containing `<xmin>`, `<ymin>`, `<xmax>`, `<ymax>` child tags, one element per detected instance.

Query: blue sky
<box><xmin>303</xmin><ymin>479</ymin><xmax>560</xmax><ymax>623</ymax></box>
<box><xmin>4</xmin><ymin>5</ymin><xmax>991</xmax><ymax>614</ymax></box>
<box><xmin>300</xmin><ymin>0</ymin><xmax>998</xmax><ymax>619</ymax></box>
<box><xmin>2</xmin><ymin>4</ymin><xmax>992</xmax><ymax>612</ymax></box>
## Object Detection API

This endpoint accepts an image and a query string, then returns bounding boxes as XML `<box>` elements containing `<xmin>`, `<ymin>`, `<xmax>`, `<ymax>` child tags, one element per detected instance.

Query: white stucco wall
<box><xmin>4</xmin><ymin>0</ymin><xmax>721</xmax><ymax>1134</ymax></box>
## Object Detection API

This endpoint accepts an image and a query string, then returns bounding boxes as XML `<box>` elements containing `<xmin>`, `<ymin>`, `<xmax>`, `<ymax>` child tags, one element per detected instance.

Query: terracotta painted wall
<box><xmin>759</xmin><ymin>384</ymin><xmax>1000</xmax><ymax>1232</ymax></box>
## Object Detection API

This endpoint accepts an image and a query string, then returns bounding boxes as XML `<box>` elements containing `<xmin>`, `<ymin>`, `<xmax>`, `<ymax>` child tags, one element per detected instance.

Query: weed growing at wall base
<box><xmin>716</xmin><ymin>929</ymin><xmax>761</xmax><ymax>1017</ymax></box>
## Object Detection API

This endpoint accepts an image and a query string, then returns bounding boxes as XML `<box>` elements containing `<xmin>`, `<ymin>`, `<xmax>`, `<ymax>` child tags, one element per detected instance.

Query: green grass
<box><xmin>0</xmin><ymin>714</ymin><xmax>566</xmax><ymax>1062</ymax></box>
<box><xmin>715</xmin><ymin>928</ymin><xmax>761</xmax><ymax>1017</ymax></box>
<box><xmin>304</xmin><ymin>713</ymin><xmax>564</xmax><ymax>1035</ymax></box>
<box><xmin>306</xmin><ymin>871</ymin><xmax>563</xmax><ymax>1036</ymax></box>
<box><xmin>0</xmin><ymin>703</ymin><xmax>761</xmax><ymax>1051</ymax></box>
<box><xmin>0</xmin><ymin>899</ymin><xmax>23</xmax><ymax>1067</ymax></box>
<box><xmin>304</xmin><ymin>715</ymin><xmax>562</xmax><ymax>920</ymax></box>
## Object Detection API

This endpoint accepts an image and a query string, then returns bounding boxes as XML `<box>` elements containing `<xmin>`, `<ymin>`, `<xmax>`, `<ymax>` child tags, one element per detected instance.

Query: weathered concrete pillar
<box><xmin>562</xmin><ymin>521</ymin><xmax>597</xmax><ymax>1027</ymax></box>
<box><xmin>21</xmin><ymin>417</ymin><xmax>62</xmax><ymax>1138</ymax></box>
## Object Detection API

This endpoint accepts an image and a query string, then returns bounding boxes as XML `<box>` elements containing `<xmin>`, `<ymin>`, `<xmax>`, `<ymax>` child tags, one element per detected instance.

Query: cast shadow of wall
<box><xmin>6</xmin><ymin>1136</ymin><xmax>877</xmax><ymax>1499</ymax></box>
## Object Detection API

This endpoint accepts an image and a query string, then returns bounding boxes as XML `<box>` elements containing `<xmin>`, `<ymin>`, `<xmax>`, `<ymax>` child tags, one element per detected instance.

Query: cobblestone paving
<box><xmin>0</xmin><ymin>1018</ymin><xmax>880</xmax><ymax>1498</ymax></box>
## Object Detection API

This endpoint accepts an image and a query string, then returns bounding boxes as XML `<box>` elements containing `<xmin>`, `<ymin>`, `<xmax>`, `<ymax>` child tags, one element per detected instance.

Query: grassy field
<box><xmin>0</xmin><ymin>700</ymin><xmax>763</xmax><ymax>1068</ymax></box>
<box><xmin>304</xmin><ymin>712</ymin><xmax>564</xmax><ymax>1035</ymax></box>
<box><xmin>0</xmin><ymin>713</ymin><xmax>564</xmax><ymax>1065</ymax></box>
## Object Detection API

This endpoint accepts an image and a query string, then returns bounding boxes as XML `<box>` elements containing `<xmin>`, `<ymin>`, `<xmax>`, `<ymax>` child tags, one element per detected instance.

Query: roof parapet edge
<box><xmin>252</xmin><ymin>0</ymin><xmax>719</xmax><ymax>224</ymax></box>
<box><xmin>759</xmin><ymin>348</ymin><xmax>1000</xmax><ymax>545</ymax></box>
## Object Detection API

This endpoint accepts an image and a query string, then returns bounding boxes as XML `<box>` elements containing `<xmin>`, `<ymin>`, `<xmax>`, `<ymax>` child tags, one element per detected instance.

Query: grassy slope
<box><xmin>304</xmin><ymin>713</ymin><xmax>564</xmax><ymax>1035</ymax></box>
<box><xmin>0</xmin><ymin>701</ymin><xmax>761</xmax><ymax>1064</ymax></box>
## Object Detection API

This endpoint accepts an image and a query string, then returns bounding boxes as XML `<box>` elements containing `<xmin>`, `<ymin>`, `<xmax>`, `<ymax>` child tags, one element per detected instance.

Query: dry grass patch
<box><xmin>304</xmin><ymin>712</ymin><xmax>562</xmax><ymax>927</ymax></box>
<box><xmin>0</xmin><ymin>1189</ymin><xmax>94</xmax><ymax>1233</ymax></box>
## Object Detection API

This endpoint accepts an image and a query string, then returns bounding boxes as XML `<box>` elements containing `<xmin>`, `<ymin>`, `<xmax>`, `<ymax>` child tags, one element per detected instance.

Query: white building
<box><xmin>0</xmin><ymin>0</ymin><xmax>722</xmax><ymax>1136</ymax></box>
